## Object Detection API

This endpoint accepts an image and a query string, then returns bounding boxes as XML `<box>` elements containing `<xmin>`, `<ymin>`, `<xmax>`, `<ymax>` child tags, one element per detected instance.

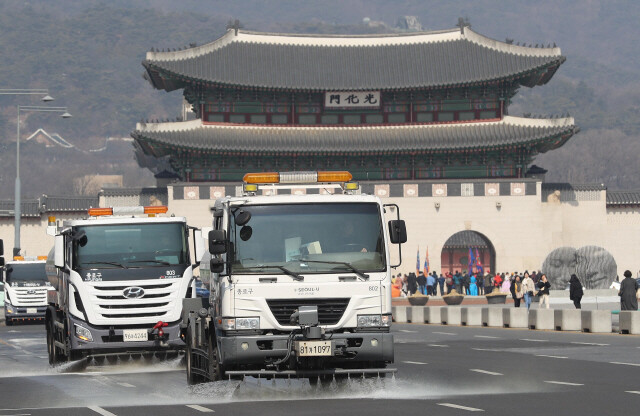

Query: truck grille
<box><xmin>12</xmin><ymin>288</ymin><xmax>48</xmax><ymax>305</ymax></box>
<box><xmin>87</xmin><ymin>281</ymin><xmax>180</xmax><ymax>321</ymax></box>
<box><xmin>266</xmin><ymin>298</ymin><xmax>350</xmax><ymax>326</ymax></box>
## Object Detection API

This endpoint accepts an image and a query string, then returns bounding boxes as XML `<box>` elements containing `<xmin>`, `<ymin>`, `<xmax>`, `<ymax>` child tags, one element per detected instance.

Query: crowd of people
<box><xmin>392</xmin><ymin>270</ymin><xmax>553</xmax><ymax>309</ymax></box>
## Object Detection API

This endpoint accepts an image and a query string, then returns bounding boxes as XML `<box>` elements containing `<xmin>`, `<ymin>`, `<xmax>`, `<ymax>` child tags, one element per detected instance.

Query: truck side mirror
<box><xmin>388</xmin><ymin>220</ymin><xmax>407</xmax><ymax>244</ymax></box>
<box><xmin>208</xmin><ymin>230</ymin><xmax>228</xmax><ymax>254</ymax></box>
<box><xmin>210</xmin><ymin>257</ymin><xmax>225</xmax><ymax>273</ymax></box>
<box><xmin>0</xmin><ymin>239</ymin><xmax>4</xmax><ymax>256</ymax></box>
<box><xmin>54</xmin><ymin>235</ymin><xmax>65</xmax><ymax>268</ymax></box>
<box><xmin>194</xmin><ymin>230</ymin><xmax>205</xmax><ymax>263</ymax></box>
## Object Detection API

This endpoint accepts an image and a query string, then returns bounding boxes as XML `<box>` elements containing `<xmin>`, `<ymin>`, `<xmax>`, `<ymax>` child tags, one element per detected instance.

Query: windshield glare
<box><xmin>230</xmin><ymin>203</ymin><xmax>385</xmax><ymax>274</ymax></box>
<box><xmin>5</xmin><ymin>263</ymin><xmax>47</xmax><ymax>283</ymax></box>
<box><xmin>73</xmin><ymin>223</ymin><xmax>188</xmax><ymax>269</ymax></box>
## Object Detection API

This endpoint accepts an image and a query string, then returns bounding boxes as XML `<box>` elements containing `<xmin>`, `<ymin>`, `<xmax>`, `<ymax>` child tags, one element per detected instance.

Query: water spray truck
<box><xmin>1</xmin><ymin>252</ymin><xmax>51</xmax><ymax>325</ymax></box>
<box><xmin>44</xmin><ymin>205</ymin><xmax>205</xmax><ymax>364</ymax></box>
<box><xmin>183</xmin><ymin>171</ymin><xmax>407</xmax><ymax>384</ymax></box>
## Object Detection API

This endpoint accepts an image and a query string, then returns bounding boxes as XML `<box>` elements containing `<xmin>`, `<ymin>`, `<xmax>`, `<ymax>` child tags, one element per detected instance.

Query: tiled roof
<box><xmin>41</xmin><ymin>196</ymin><xmax>98</xmax><ymax>212</ymax></box>
<box><xmin>131</xmin><ymin>116</ymin><xmax>577</xmax><ymax>156</ymax></box>
<box><xmin>101</xmin><ymin>187</ymin><xmax>168</xmax><ymax>197</ymax></box>
<box><xmin>606</xmin><ymin>190</ymin><xmax>640</xmax><ymax>206</ymax></box>
<box><xmin>143</xmin><ymin>27</ymin><xmax>564</xmax><ymax>92</ymax></box>
<box><xmin>0</xmin><ymin>199</ymin><xmax>41</xmax><ymax>217</ymax></box>
<box><xmin>443</xmin><ymin>230</ymin><xmax>489</xmax><ymax>248</ymax></box>
<box><xmin>541</xmin><ymin>183</ymin><xmax>606</xmax><ymax>192</ymax></box>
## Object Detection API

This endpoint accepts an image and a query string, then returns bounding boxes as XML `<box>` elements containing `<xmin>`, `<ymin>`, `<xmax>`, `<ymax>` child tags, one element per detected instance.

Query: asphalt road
<box><xmin>0</xmin><ymin>322</ymin><xmax>638</xmax><ymax>416</ymax></box>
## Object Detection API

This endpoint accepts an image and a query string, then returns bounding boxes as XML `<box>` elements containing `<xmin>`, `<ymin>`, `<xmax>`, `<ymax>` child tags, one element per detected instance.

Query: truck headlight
<box><xmin>74</xmin><ymin>324</ymin><xmax>93</xmax><ymax>342</ymax></box>
<box><xmin>357</xmin><ymin>314</ymin><xmax>392</xmax><ymax>327</ymax></box>
<box><xmin>220</xmin><ymin>317</ymin><xmax>260</xmax><ymax>330</ymax></box>
<box><xmin>5</xmin><ymin>302</ymin><xmax>14</xmax><ymax>314</ymax></box>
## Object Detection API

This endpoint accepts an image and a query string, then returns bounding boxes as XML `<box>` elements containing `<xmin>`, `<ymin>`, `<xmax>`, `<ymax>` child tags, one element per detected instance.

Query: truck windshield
<box><xmin>5</xmin><ymin>263</ymin><xmax>47</xmax><ymax>283</ymax></box>
<box><xmin>73</xmin><ymin>223</ymin><xmax>188</xmax><ymax>269</ymax></box>
<box><xmin>230</xmin><ymin>203</ymin><xmax>385</xmax><ymax>274</ymax></box>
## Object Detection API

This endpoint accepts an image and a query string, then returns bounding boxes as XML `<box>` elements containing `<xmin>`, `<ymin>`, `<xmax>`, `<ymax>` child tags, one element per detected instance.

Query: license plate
<box><xmin>296</xmin><ymin>340</ymin><xmax>332</xmax><ymax>357</ymax></box>
<box><xmin>123</xmin><ymin>329</ymin><xmax>148</xmax><ymax>342</ymax></box>
<box><xmin>26</xmin><ymin>308</ymin><xmax>38</xmax><ymax>314</ymax></box>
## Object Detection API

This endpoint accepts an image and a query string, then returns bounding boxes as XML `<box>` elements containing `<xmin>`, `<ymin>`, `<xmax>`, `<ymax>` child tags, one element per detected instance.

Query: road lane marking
<box><xmin>472</xmin><ymin>348</ymin><xmax>502</xmax><ymax>352</ymax></box>
<box><xmin>428</xmin><ymin>344</ymin><xmax>449</xmax><ymax>348</ymax></box>
<box><xmin>117</xmin><ymin>382</ymin><xmax>136</xmax><ymax>388</ymax></box>
<box><xmin>474</xmin><ymin>335</ymin><xmax>499</xmax><ymax>339</ymax></box>
<box><xmin>402</xmin><ymin>361</ymin><xmax>427</xmax><ymax>365</ymax></box>
<box><xmin>520</xmin><ymin>339</ymin><xmax>548</xmax><ymax>342</ymax></box>
<box><xmin>88</xmin><ymin>406</ymin><xmax>118</xmax><ymax>416</ymax></box>
<box><xmin>610</xmin><ymin>362</ymin><xmax>640</xmax><ymax>367</ymax></box>
<box><xmin>186</xmin><ymin>405</ymin><xmax>215</xmax><ymax>413</ymax></box>
<box><xmin>544</xmin><ymin>381</ymin><xmax>584</xmax><ymax>386</ymax></box>
<box><xmin>470</xmin><ymin>369</ymin><xmax>503</xmax><ymax>376</ymax></box>
<box><xmin>571</xmin><ymin>341</ymin><xmax>609</xmax><ymax>346</ymax></box>
<box><xmin>536</xmin><ymin>355</ymin><xmax>568</xmax><ymax>359</ymax></box>
<box><xmin>625</xmin><ymin>391</ymin><xmax>640</xmax><ymax>395</ymax></box>
<box><xmin>433</xmin><ymin>331</ymin><xmax>457</xmax><ymax>335</ymax></box>
<box><xmin>437</xmin><ymin>403</ymin><xmax>484</xmax><ymax>412</ymax></box>
<box><xmin>399</xmin><ymin>329</ymin><xmax>416</xmax><ymax>333</ymax></box>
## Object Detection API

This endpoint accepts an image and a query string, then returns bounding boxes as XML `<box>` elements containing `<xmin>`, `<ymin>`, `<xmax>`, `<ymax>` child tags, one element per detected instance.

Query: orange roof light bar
<box><xmin>243</xmin><ymin>171</ymin><xmax>353</xmax><ymax>184</ymax></box>
<box><xmin>88</xmin><ymin>206</ymin><xmax>168</xmax><ymax>216</ymax></box>
<box><xmin>317</xmin><ymin>171</ymin><xmax>352</xmax><ymax>183</ymax></box>
<box><xmin>143</xmin><ymin>206</ymin><xmax>168</xmax><ymax>214</ymax></box>
<box><xmin>37</xmin><ymin>256</ymin><xmax>48</xmax><ymax>260</ymax></box>
<box><xmin>243</xmin><ymin>172</ymin><xmax>280</xmax><ymax>184</ymax></box>
<box><xmin>88</xmin><ymin>207</ymin><xmax>113</xmax><ymax>216</ymax></box>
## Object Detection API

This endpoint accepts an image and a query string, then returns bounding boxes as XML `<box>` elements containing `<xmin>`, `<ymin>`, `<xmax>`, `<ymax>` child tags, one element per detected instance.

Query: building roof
<box><xmin>443</xmin><ymin>230</ymin><xmax>489</xmax><ymax>249</ymax></box>
<box><xmin>0</xmin><ymin>199</ymin><xmax>41</xmax><ymax>217</ymax></box>
<box><xmin>143</xmin><ymin>27</ymin><xmax>564</xmax><ymax>92</ymax></box>
<box><xmin>100</xmin><ymin>187</ymin><xmax>168</xmax><ymax>197</ymax></box>
<box><xmin>0</xmin><ymin>196</ymin><xmax>97</xmax><ymax>218</ymax></box>
<box><xmin>606</xmin><ymin>190</ymin><xmax>640</xmax><ymax>206</ymax></box>
<box><xmin>541</xmin><ymin>183</ymin><xmax>606</xmax><ymax>192</ymax></box>
<box><xmin>132</xmin><ymin>116</ymin><xmax>577</xmax><ymax>156</ymax></box>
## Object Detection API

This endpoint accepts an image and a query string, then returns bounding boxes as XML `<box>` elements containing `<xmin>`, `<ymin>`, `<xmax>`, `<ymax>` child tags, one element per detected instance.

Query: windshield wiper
<box><xmin>298</xmin><ymin>259</ymin><xmax>369</xmax><ymax>280</ymax></box>
<box><xmin>128</xmin><ymin>259</ymin><xmax>171</xmax><ymax>266</ymax></box>
<box><xmin>244</xmin><ymin>265</ymin><xmax>303</xmax><ymax>281</ymax></box>
<box><xmin>80</xmin><ymin>261</ymin><xmax>127</xmax><ymax>269</ymax></box>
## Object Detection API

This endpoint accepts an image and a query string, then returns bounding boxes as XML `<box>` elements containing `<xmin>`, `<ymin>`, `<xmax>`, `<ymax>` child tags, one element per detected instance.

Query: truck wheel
<box><xmin>46</xmin><ymin>318</ymin><xmax>62</xmax><ymax>365</ymax></box>
<box><xmin>207</xmin><ymin>331</ymin><xmax>222</xmax><ymax>381</ymax></box>
<box><xmin>186</xmin><ymin>326</ymin><xmax>204</xmax><ymax>385</ymax></box>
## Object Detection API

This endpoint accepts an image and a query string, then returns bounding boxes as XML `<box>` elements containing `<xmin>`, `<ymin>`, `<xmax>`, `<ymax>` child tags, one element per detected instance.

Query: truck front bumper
<box><xmin>4</xmin><ymin>305</ymin><xmax>46</xmax><ymax>322</ymax></box>
<box><xmin>68</xmin><ymin>315</ymin><xmax>185</xmax><ymax>354</ymax></box>
<box><xmin>218</xmin><ymin>331</ymin><xmax>394</xmax><ymax>367</ymax></box>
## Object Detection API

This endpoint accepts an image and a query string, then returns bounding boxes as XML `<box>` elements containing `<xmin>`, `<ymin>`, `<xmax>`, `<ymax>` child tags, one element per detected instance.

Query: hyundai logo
<box><xmin>122</xmin><ymin>287</ymin><xmax>145</xmax><ymax>299</ymax></box>
<box><xmin>27</xmin><ymin>289</ymin><xmax>36</xmax><ymax>295</ymax></box>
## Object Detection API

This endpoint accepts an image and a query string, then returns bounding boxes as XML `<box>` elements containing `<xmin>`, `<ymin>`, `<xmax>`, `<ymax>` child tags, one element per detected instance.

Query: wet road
<box><xmin>0</xmin><ymin>322</ymin><xmax>639</xmax><ymax>415</ymax></box>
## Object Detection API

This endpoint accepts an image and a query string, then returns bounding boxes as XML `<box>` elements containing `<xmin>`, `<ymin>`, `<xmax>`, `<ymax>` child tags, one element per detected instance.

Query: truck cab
<box><xmin>45</xmin><ymin>206</ymin><xmax>205</xmax><ymax>363</ymax></box>
<box><xmin>183</xmin><ymin>171</ymin><xmax>407</xmax><ymax>383</ymax></box>
<box><xmin>3</xmin><ymin>257</ymin><xmax>51</xmax><ymax>325</ymax></box>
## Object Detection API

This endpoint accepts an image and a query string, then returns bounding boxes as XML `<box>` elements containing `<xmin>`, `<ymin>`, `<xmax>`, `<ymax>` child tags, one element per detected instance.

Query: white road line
<box><xmin>474</xmin><ymin>335</ymin><xmax>499</xmax><ymax>339</ymax></box>
<box><xmin>470</xmin><ymin>369</ymin><xmax>503</xmax><ymax>376</ymax></box>
<box><xmin>88</xmin><ymin>406</ymin><xmax>118</xmax><ymax>416</ymax></box>
<box><xmin>117</xmin><ymin>382</ymin><xmax>136</xmax><ymax>388</ymax></box>
<box><xmin>544</xmin><ymin>381</ymin><xmax>584</xmax><ymax>386</ymax></box>
<box><xmin>536</xmin><ymin>355</ymin><xmax>568</xmax><ymax>359</ymax></box>
<box><xmin>402</xmin><ymin>361</ymin><xmax>427</xmax><ymax>365</ymax></box>
<box><xmin>610</xmin><ymin>362</ymin><xmax>640</xmax><ymax>367</ymax></box>
<box><xmin>433</xmin><ymin>331</ymin><xmax>457</xmax><ymax>335</ymax></box>
<box><xmin>428</xmin><ymin>344</ymin><xmax>449</xmax><ymax>348</ymax></box>
<box><xmin>186</xmin><ymin>404</ymin><xmax>215</xmax><ymax>413</ymax></box>
<box><xmin>399</xmin><ymin>329</ymin><xmax>416</xmax><ymax>333</ymax></box>
<box><xmin>520</xmin><ymin>339</ymin><xmax>548</xmax><ymax>342</ymax></box>
<box><xmin>571</xmin><ymin>341</ymin><xmax>609</xmax><ymax>346</ymax></box>
<box><xmin>437</xmin><ymin>403</ymin><xmax>484</xmax><ymax>412</ymax></box>
<box><xmin>472</xmin><ymin>348</ymin><xmax>502</xmax><ymax>352</ymax></box>
<box><xmin>625</xmin><ymin>391</ymin><xmax>640</xmax><ymax>395</ymax></box>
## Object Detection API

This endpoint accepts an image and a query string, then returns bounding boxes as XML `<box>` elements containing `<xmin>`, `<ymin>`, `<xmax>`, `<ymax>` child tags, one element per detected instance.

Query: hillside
<box><xmin>1</xmin><ymin>0</ymin><xmax>639</xmax><ymax>198</ymax></box>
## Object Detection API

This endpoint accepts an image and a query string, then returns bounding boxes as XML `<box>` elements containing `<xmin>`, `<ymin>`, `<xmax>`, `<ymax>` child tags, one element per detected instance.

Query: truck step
<box><xmin>225</xmin><ymin>368</ymin><xmax>396</xmax><ymax>378</ymax></box>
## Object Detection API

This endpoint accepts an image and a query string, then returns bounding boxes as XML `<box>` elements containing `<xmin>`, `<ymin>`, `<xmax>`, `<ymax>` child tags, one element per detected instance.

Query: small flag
<box><xmin>416</xmin><ymin>247</ymin><xmax>420</xmax><ymax>275</ymax></box>
<box><xmin>475</xmin><ymin>247</ymin><xmax>483</xmax><ymax>275</ymax></box>
<box><xmin>468</xmin><ymin>247</ymin><xmax>475</xmax><ymax>275</ymax></box>
<box><xmin>424</xmin><ymin>247</ymin><xmax>429</xmax><ymax>276</ymax></box>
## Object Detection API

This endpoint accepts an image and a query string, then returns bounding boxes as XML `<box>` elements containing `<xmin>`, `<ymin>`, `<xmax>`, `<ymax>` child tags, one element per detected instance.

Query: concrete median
<box><xmin>481</xmin><ymin>307</ymin><xmax>504</xmax><ymax>327</ymax></box>
<box><xmin>528</xmin><ymin>309</ymin><xmax>554</xmax><ymax>330</ymax></box>
<box><xmin>503</xmin><ymin>307</ymin><xmax>528</xmax><ymax>328</ymax></box>
<box><xmin>441</xmin><ymin>306</ymin><xmax>462</xmax><ymax>325</ymax></box>
<box><xmin>461</xmin><ymin>307</ymin><xmax>482</xmax><ymax>326</ymax></box>
<box><xmin>581</xmin><ymin>310</ymin><xmax>612</xmax><ymax>333</ymax></box>
<box><xmin>554</xmin><ymin>309</ymin><xmax>582</xmax><ymax>331</ymax></box>
<box><xmin>424</xmin><ymin>306</ymin><xmax>442</xmax><ymax>324</ymax></box>
<box><xmin>392</xmin><ymin>306</ymin><xmax>409</xmax><ymax>323</ymax></box>
<box><xmin>619</xmin><ymin>311</ymin><xmax>640</xmax><ymax>335</ymax></box>
<box><xmin>410</xmin><ymin>306</ymin><xmax>427</xmax><ymax>324</ymax></box>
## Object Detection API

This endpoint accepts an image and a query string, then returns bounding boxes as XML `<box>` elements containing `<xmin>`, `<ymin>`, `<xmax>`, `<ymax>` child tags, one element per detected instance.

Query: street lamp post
<box><xmin>14</xmin><ymin>105</ymin><xmax>72</xmax><ymax>257</ymax></box>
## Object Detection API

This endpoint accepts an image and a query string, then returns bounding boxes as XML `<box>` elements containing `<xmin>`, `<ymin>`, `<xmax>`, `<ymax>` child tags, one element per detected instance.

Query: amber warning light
<box><xmin>243</xmin><ymin>171</ymin><xmax>353</xmax><ymax>184</ymax></box>
<box><xmin>88</xmin><ymin>206</ymin><xmax>168</xmax><ymax>216</ymax></box>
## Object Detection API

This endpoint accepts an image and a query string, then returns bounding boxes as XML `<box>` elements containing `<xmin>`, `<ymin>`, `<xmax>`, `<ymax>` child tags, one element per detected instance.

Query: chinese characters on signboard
<box><xmin>324</xmin><ymin>91</ymin><xmax>381</xmax><ymax>108</ymax></box>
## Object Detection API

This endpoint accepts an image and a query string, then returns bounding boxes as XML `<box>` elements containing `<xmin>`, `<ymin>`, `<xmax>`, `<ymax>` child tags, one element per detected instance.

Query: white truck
<box><xmin>182</xmin><ymin>171</ymin><xmax>407</xmax><ymax>384</ymax></box>
<box><xmin>2</xmin><ymin>255</ymin><xmax>51</xmax><ymax>326</ymax></box>
<box><xmin>44</xmin><ymin>205</ymin><xmax>205</xmax><ymax>364</ymax></box>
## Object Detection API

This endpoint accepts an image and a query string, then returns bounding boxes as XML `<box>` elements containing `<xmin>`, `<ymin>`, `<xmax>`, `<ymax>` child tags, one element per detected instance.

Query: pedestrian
<box><xmin>501</xmin><ymin>274</ymin><xmax>510</xmax><ymax>293</ymax></box>
<box><xmin>408</xmin><ymin>272</ymin><xmax>418</xmax><ymax>296</ymax></box>
<box><xmin>469</xmin><ymin>273</ymin><xmax>478</xmax><ymax>296</ymax></box>
<box><xmin>522</xmin><ymin>271</ymin><xmax>535</xmax><ymax>310</ymax></box>
<box><xmin>463</xmin><ymin>271</ymin><xmax>471</xmax><ymax>295</ymax></box>
<box><xmin>426</xmin><ymin>272</ymin><xmax>436</xmax><ymax>296</ymax></box>
<box><xmin>453</xmin><ymin>271</ymin><xmax>462</xmax><ymax>294</ymax></box>
<box><xmin>477</xmin><ymin>273</ymin><xmax>484</xmax><ymax>295</ymax></box>
<box><xmin>446</xmin><ymin>272</ymin><xmax>454</xmax><ymax>294</ymax></box>
<box><xmin>537</xmin><ymin>274</ymin><xmax>551</xmax><ymax>309</ymax></box>
<box><xmin>438</xmin><ymin>273</ymin><xmax>445</xmax><ymax>296</ymax></box>
<box><xmin>417</xmin><ymin>272</ymin><xmax>427</xmax><ymax>295</ymax></box>
<box><xmin>569</xmin><ymin>274</ymin><xmax>583</xmax><ymax>309</ymax></box>
<box><xmin>511</xmin><ymin>275</ymin><xmax>523</xmax><ymax>307</ymax></box>
<box><xmin>402</xmin><ymin>274</ymin><xmax>409</xmax><ymax>297</ymax></box>
<box><xmin>493</xmin><ymin>273</ymin><xmax>502</xmax><ymax>290</ymax></box>
<box><xmin>618</xmin><ymin>270</ymin><xmax>639</xmax><ymax>311</ymax></box>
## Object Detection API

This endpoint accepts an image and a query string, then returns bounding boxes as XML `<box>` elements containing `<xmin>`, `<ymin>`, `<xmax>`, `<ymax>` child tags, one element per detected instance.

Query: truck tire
<box><xmin>46</xmin><ymin>314</ymin><xmax>62</xmax><ymax>365</ymax></box>
<box><xmin>186</xmin><ymin>326</ymin><xmax>205</xmax><ymax>385</ymax></box>
<box><xmin>207</xmin><ymin>330</ymin><xmax>222</xmax><ymax>381</ymax></box>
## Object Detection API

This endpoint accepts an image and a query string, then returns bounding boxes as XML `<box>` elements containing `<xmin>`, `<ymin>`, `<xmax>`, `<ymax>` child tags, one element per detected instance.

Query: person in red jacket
<box><xmin>493</xmin><ymin>273</ymin><xmax>503</xmax><ymax>288</ymax></box>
